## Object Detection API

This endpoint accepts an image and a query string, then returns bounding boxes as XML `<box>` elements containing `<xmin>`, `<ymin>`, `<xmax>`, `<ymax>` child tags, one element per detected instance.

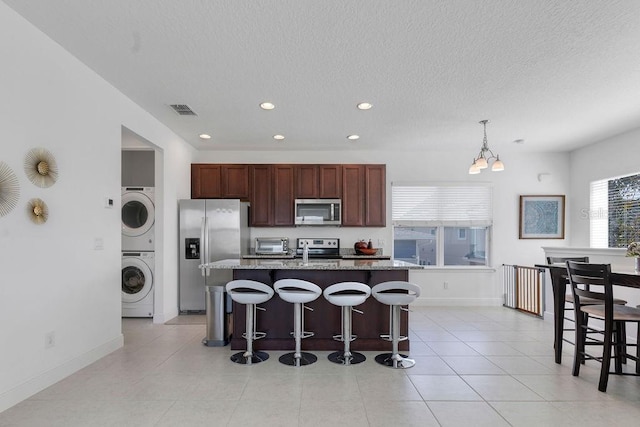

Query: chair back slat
<box><xmin>547</xmin><ymin>256</ymin><xmax>589</xmax><ymax>265</ymax></box>
<box><xmin>566</xmin><ymin>261</ymin><xmax>614</xmax><ymax>314</ymax></box>
<box><xmin>548</xmin><ymin>256</ymin><xmax>590</xmax><ymax>288</ymax></box>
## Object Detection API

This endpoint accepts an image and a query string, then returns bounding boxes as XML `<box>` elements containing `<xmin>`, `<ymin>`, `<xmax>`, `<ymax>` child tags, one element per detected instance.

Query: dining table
<box><xmin>535</xmin><ymin>263</ymin><xmax>640</xmax><ymax>364</ymax></box>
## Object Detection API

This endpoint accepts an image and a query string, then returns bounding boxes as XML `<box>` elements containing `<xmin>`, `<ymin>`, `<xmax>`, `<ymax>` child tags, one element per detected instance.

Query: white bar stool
<box><xmin>274</xmin><ymin>278</ymin><xmax>322</xmax><ymax>366</ymax></box>
<box><xmin>371</xmin><ymin>281</ymin><xmax>421</xmax><ymax>369</ymax></box>
<box><xmin>323</xmin><ymin>282</ymin><xmax>371</xmax><ymax>365</ymax></box>
<box><xmin>226</xmin><ymin>280</ymin><xmax>274</xmax><ymax>365</ymax></box>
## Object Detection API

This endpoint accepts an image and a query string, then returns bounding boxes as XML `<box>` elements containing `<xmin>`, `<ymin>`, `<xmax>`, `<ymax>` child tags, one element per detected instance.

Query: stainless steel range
<box><xmin>295</xmin><ymin>238</ymin><xmax>340</xmax><ymax>258</ymax></box>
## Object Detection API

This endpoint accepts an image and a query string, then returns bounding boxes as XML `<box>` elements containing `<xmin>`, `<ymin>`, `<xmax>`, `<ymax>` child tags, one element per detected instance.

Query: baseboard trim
<box><xmin>0</xmin><ymin>334</ymin><xmax>124</xmax><ymax>413</ymax></box>
<box><xmin>153</xmin><ymin>307</ymin><xmax>179</xmax><ymax>324</ymax></box>
<box><xmin>413</xmin><ymin>297</ymin><xmax>502</xmax><ymax>307</ymax></box>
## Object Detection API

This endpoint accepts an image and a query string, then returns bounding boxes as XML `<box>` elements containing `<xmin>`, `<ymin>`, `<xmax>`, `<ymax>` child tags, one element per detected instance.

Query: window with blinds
<box><xmin>392</xmin><ymin>184</ymin><xmax>492</xmax><ymax>225</ymax></box>
<box><xmin>392</xmin><ymin>183</ymin><xmax>492</xmax><ymax>267</ymax></box>
<box><xmin>590</xmin><ymin>173</ymin><xmax>640</xmax><ymax>248</ymax></box>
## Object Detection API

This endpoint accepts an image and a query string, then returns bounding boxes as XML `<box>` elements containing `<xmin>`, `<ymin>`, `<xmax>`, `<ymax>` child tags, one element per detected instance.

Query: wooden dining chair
<box><xmin>566</xmin><ymin>261</ymin><xmax>640</xmax><ymax>392</ymax></box>
<box><xmin>547</xmin><ymin>256</ymin><xmax>627</xmax><ymax>352</ymax></box>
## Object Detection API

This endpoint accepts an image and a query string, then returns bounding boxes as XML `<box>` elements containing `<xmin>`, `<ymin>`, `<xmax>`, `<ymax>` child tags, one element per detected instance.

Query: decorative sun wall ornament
<box><xmin>24</xmin><ymin>147</ymin><xmax>58</xmax><ymax>188</ymax></box>
<box><xmin>27</xmin><ymin>198</ymin><xmax>49</xmax><ymax>224</ymax></box>
<box><xmin>0</xmin><ymin>161</ymin><xmax>20</xmax><ymax>217</ymax></box>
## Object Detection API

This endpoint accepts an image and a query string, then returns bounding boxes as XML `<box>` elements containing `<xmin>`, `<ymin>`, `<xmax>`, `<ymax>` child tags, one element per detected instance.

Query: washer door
<box><xmin>122</xmin><ymin>257</ymin><xmax>153</xmax><ymax>303</ymax></box>
<box><xmin>122</xmin><ymin>191</ymin><xmax>155</xmax><ymax>237</ymax></box>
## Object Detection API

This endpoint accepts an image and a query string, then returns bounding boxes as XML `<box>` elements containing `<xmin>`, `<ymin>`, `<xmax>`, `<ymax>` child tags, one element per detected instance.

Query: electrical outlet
<box><xmin>377</xmin><ymin>239</ymin><xmax>385</xmax><ymax>246</ymax></box>
<box><xmin>45</xmin><ymin>331</ymin><xmax>55</xmax><ymax>348</ymax></box>
<box><xmin>443</xmin><ymin>282</ymin><xmax>448</xmax><ymax>290</ymax></box>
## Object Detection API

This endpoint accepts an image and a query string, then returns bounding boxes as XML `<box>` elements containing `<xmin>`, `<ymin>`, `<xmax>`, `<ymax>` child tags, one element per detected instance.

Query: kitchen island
<box><xmin>206</xmin><ymin>258</ymin><xmax>423</xmax><ymax>352</ymax></box>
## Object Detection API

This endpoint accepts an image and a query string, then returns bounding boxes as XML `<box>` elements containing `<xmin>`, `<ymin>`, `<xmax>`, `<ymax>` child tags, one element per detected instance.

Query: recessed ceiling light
<box><xmin>357</xmin><ymin>102</ymin><xmax>373</xmax><ymax>110</ymax></box>
<box><xmin>260</xmin><ymin>102</ymin><xmax>275</xmax><ymax>110</ymax></box>
<box><xmin>273</xmin><ymin>134</ymin><xmax>285</xmax><ymax>140</ymax></box>
<box><xmin>199</xmin><ymin>134</ymin><xmax>211</xmax><ymax>140</ymax></box>
<box><xmin>347</xmin><ymin>135</ymin><xmax>360</xmax><ymax>140</ymax></box>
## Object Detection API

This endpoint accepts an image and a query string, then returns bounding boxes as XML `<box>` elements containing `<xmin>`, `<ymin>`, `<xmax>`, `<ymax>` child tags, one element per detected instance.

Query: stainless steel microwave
<box><xmin>294</xmin><ymin>199</ymin><xmax>341</xmax><ymax>226</ymax></box>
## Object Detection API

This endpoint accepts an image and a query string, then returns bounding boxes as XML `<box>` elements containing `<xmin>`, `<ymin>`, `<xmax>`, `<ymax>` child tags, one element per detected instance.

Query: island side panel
<box><xmin>230</xmin><ymin>269</ymin><xmax>409</xmax><ymax>351</ymax></box>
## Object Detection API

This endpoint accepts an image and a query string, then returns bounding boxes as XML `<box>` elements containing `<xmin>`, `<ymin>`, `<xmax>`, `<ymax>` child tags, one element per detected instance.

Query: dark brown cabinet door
<box><xmin>191</xmin><ymin>164</ymin><xmax>222</xmax><ymax>198</ymax></box>
<box><xmin>365</xmin><ymin>165</ymin><xmax>386</xmax><ymax>226</ymax></box>
<box><xmin>295</xmin><ymin>165</ymin><xmax>318</xmax><ymax>198</ymax></box>
<box><xmin>250</xmin><ymin>165</ymin><xmax>272</xmax><ymax>226</ymax></box>
<box><xmin>341</xmin><ymin>165</ymin><xmax>365</xmax><ymax>226</ymax></box>
<box><xmin>221</xmin><ymin>165</ymin><xmax>250</xmax><ymax>200</ymax></box>
<box><xmin>273</xmin><ymin>165</ymin><xmax>295</xmax><ymax>225</ymax></box>
<box><xmin>319</xmin><ymin>165</ymin><xmax>342</xmax><ymax>198</ymax></box>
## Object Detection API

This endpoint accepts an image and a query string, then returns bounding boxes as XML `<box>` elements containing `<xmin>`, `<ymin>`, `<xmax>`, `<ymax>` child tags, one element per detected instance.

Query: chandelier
<box><xmin>468</xmin><ymin>120</ymin><xmax>504</xmax><ymax>174</ymax></box>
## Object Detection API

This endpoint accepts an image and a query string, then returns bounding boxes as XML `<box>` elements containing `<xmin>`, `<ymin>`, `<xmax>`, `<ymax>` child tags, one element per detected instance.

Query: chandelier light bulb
<box><xmin>468</xmin><ymin>160</ymin><xmax>481</xmax><ymax>175</ymax></box>
<box><xmin>475</xmin><ymin>157</ymin><xmax>488</xmax><ymax>169</ymax></box>
<box><xmin>491</xmin><ymin>156</ymin><xmax>505</xmax><ymax>172</ymax></box>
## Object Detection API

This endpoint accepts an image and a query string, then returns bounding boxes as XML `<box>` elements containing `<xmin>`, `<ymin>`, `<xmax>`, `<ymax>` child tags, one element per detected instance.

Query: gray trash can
<box><xmin>202</xmin><ymin>285</ymin><xmax>231</xmax><ymax>347</ymax></box>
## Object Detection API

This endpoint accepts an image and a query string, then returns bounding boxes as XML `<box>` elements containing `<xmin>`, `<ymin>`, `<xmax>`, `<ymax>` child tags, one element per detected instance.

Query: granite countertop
<box><xmin>241</xmin><ymin>254</ymin><xmax>296</xmax><ymax>259</ymax></box>
<box><xmin>206</xmin><ymin>258</ymin><xmax>423</xmax><ymax>270</ymax></box>
<box><xmin>241</xmin><ymin>254</ymin><xmax>391</xmax><ymax>260</ymax></box>
<box><xmin>242</xmin><ymin>250</ymin><xmax>391</xmax><ymax>260</ymax></box>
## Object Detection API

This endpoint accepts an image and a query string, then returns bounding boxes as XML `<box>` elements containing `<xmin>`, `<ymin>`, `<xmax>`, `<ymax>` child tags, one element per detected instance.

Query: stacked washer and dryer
<box><xmin>121</xmin><ymin>187</ymin><xmax>155</xmax><ymax>317</ymax></box>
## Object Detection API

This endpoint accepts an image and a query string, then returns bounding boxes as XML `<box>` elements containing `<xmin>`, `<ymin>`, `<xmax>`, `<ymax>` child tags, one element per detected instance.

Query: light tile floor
<box><xmin>2</xmin><ymin>306</ymin><xmax>640</xmax><ymax>426</ymax></box>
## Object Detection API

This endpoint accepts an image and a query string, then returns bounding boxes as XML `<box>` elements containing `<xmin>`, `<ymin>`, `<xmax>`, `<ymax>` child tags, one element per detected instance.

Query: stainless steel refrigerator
<box><xmin>178</xmin><ymin>199</ymin><xmax>250</xmax><ymax>312</ymax></box>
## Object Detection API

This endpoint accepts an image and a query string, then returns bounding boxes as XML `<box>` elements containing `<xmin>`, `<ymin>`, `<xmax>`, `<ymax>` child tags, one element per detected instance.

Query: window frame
<box><xmin>391</xmin><ymin>182</ymin><xmax>493</xmax><ymax>268</ymax></box>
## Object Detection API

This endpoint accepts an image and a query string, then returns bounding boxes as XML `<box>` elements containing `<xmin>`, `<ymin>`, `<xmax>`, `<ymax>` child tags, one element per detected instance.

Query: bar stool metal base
<box><xmin>279</xmin><ymin>352</ymin><xmax>317</xmax><ymax>366</ymax></box>
<box><xmin>328</xmin><ymin>351</ymin><xmax>366</xmax><ymax>365</ymax></box>
<box><xmin>230</xmin><ymin>351</ymin><xmax>269</xmax><ymax>365</ymax></box>
<box><xmin>375</xmin><ymin>352</ymin><xmax>416</xmax><ymax>369</ymax></box>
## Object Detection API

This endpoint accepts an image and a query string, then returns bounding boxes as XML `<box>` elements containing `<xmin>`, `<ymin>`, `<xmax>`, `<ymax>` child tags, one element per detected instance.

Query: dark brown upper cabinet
<box><xmin>191</xmin><ymin>164</ymin><xmax>222</xmax><ymax>199</ymax></box>
<box><xmin>341</xmin><ymin>165</ymin><xmax>365</xmax><ymax>226</ymax></box>
<box><xmin>364</xmin><ymin>164</ymin><xmax>386</xmax><ymax>226</ymax></box>
<box><xmin>221</xmin><ymin>164</ymin><xmax>250</xmax><ymax>200</ymax></box>
<box><xmin>319</xmin><ymin>165</ymin><xmax>342</xmax><ymax>198</ymax></box>
<box><xmin>249</xmin><ymin>165</ymin><xmax>273</xmax><ymax>226</ymax></box>
<box><xmin>273</xmin><ymin>165</ymin><xmax>295</xmax><ymax>226</ymax></box>
<box><xmin>294</xmin><ymin>164</ymin><xmax>342</xmax><ymax>199</ymax></box>
<box><xmin>191</xmin><ymin>163</ymin><xmax>384</xmax><ymax>227</ymax></box>
<box><xmin>295</xmin><ymin>165</ymin><xmax>319</xmax><ymax>198</ymax></box>
<box><xmin>191</xmin><ymin>164</ymin><xmax>250</xmax><ymax>200</ymax></box>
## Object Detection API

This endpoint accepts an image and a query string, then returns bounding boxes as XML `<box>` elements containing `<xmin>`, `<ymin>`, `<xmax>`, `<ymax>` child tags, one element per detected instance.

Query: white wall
<box><xmin>0</xmin><ymin>4</ymin><xmax>193</xmax><ymax>412</ymax></box>
<box><xmin>569</xmin><ymin>126</ymin><xmax>640</xmax><ymax>247</ymax></box>
<box><xmin>195</xmin><ymin>149</ymin><xmax>571</xmax><ymax>305</ymax></box>
<box><xmin>540</xmin><ymin>125</ymin><xmax>640</xmax><ymax>319</ymax></box>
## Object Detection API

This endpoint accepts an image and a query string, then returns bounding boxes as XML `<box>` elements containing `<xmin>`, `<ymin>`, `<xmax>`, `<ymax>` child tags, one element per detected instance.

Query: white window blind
<box><xmin>590</xmin><ymin>179</ymin><xmax>608</xmax><ymax>248</ymax></box>
<box><xmin>392</xmin><ymin>184</ymin><xmax>492</xmax><ymax>226</ymax></box>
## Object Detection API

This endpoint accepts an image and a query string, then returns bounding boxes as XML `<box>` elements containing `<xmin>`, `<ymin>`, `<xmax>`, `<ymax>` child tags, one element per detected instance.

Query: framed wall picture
<box><xmin>519</xmin><ymin>195</ymin><xmax>565</xmax><ymax>239</ymax></box>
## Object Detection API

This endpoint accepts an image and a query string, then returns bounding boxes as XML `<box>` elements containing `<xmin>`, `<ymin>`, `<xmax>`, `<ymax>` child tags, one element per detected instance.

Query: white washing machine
<box><xmin>122</xmin><ymin>187</ymin><xmax>155</xmax><ymax>251</ymax></box>
<box><xmin>122</xmin><ymin>251</ymin><xmax>154</xmax><ymax>317</ymax></box>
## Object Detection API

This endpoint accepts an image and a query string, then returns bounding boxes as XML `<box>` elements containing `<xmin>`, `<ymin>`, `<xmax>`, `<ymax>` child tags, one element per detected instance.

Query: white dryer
<box><xmin>122</xmin><ymin>187</ymin><xmax>155</xmax><ymax>251</ymax></box>
<box><xmin>122</xmin><ymin>251</ymin><xmax>154</xmax><ymax>317</ymax></box>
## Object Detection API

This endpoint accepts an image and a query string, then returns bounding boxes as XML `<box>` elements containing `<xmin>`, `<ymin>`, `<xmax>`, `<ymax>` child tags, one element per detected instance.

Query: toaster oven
<box><xmin>255</xmin><ymin>237</ymin><xmax>289</xmax><ymax>254</ymax></box>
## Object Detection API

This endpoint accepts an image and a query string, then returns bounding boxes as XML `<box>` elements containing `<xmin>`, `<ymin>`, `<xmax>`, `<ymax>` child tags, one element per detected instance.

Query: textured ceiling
<box><xmin>4</xmin><ymin>0</ymin><xmax>640</xmax><ymax>153</ymax></box>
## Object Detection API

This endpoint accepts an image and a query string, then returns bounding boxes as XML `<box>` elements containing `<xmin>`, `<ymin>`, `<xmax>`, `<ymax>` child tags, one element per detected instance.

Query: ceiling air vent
<box><xmin>169</xmin><ymin>104</ymin><xmax>197</xmax><ymax>116</ymax></box>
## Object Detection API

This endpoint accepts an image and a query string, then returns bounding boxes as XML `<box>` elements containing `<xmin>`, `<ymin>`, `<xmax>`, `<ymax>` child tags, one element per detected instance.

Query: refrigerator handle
<box><xmin>200</xmin><ymin>217</ymin><xmax>207</xmax><ymax>277</ymax></box>
<box><xmin>204</xmin><ymin>216</ymin><xmax>211</xmax><ymax>276</ymax></box>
